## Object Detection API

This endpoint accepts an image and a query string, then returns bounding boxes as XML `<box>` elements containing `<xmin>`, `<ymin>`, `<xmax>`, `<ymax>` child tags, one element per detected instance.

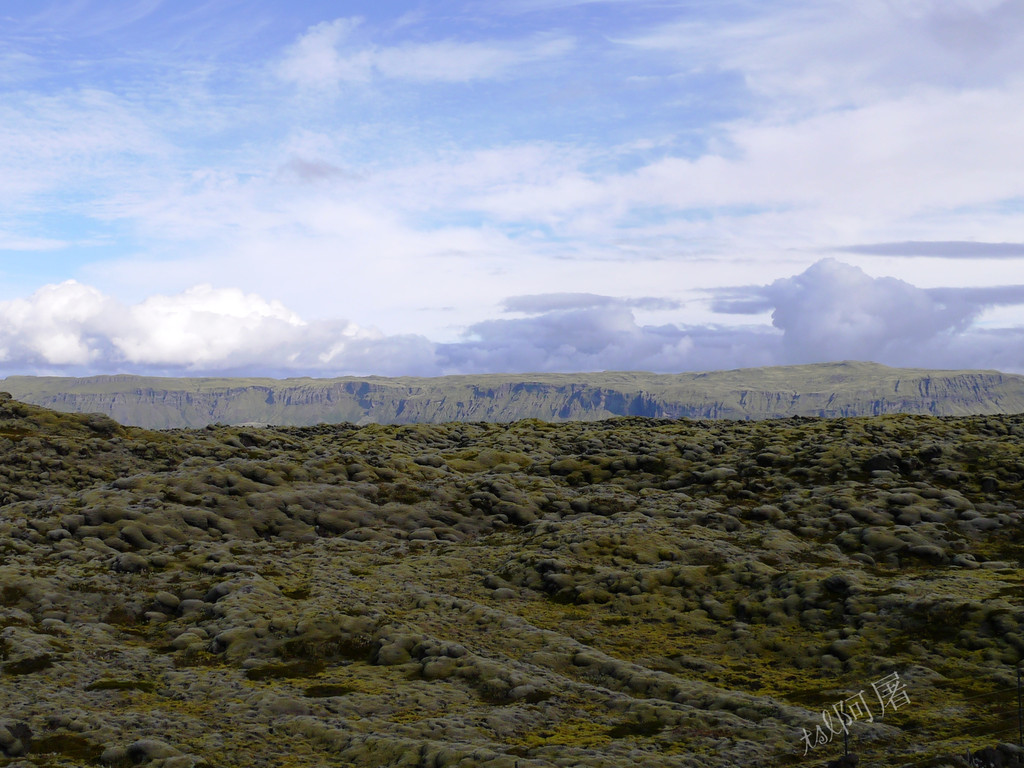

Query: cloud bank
<box><xmin>837</xmin><ymin>241</ymin><xmax>1024</xmax><ymax>258</ymax></box>
<box><xmin>2</xmin><ymin>261</ymin><xmax>1021</xmax><ymax>378</ymax></box>
<box><xmin>2</xmin><ymin>3</ymin><xmax>1024</xmax><ymax>374</ymax></box>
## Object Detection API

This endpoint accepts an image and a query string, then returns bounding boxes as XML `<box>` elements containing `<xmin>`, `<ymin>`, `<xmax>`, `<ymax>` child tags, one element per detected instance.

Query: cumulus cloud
<box><xmin>0</xmin><ymin>281</ymin><xmax>434</xmax><ymax>377</ymax></box>
<box><xmin>713</xmin><ymin>259</ymin><xmax>1024</xmax><ymax>368</ymax></box>
<box><xmin>0</xmin><ymin>281</ymin><xmax>116</xmax><ymax>366</ymax></box>
<box><xmin>113</xmin><ymin>285</ymin><xmax>306</xmax><ymax>367</ymax></box>
<box><xmin>0</xmin><ymin>281</ymin><xmax>759</xmax><ymax>377</ymax></box>
<box><xmin>764</xmin><ymin>260</ymin><xmax>975</xmax><ymax>362</ymax></box>
<box><xmin>2</xmin><ymin>261</ymin><xmax>1023</xmax><ymax>378</ymax></box>
<box><xmin>440</xmin><ymin>261</ymin><xmax>1024</xmax><ymax>374</ymax></box>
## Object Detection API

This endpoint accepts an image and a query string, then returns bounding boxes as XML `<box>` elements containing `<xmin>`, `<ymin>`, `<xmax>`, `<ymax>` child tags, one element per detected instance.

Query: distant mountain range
<box><xmin>3</xmin><ymin>361</ymin><xmax>1024</xmax><ymax>428</ymax></box>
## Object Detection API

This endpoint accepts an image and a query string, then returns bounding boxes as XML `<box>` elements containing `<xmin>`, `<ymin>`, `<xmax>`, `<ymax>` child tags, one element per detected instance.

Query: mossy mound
<box><xmin>2</xmin><ymin>397</ymin><xmax>1024</xmax><ymax>766</ymax></box>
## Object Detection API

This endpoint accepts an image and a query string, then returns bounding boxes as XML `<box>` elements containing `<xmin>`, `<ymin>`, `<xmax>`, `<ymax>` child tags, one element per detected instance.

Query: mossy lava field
<box><xmin>3</xmin><ymin>392</ymin><xmax>1024</xmax><ymax>767</ymax></box>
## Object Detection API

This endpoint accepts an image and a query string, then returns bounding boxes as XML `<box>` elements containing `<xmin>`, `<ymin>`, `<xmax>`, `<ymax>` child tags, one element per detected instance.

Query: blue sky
<box><xmin>1</xmin><ymin>0</ymin><xmax>1024</xmax><ymax>376</ymax></box>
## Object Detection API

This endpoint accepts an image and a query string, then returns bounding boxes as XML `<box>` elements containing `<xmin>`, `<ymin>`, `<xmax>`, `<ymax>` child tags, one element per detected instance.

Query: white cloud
<box><xmin>2</xmin><ymin>262</ymin><xmax>1022</xmax><ymax>378</ymax></box>
<box><xmin>0</xmin><ymin>232</ymin><xmax>68</xmax><ymax>251</ymax></box>
<box><xmin>277</xmin><ymin>18</ymin><xmax>371</xmax><ymax>86</ymax></box>
<box><xmin>503</xmin><ymin>293</ymin><xmax>682</xmax><ymax>313</ymax></box>
<box><xmin>0</xmin><ymin>50</ymin><xmax>42</xmax><ymax>84</ymax></box>
<box><xmin>498</xmin><ymin>0</ymin><xmax>643</xmax><ymax>9</ymax></box>
<box><xmin>0</xmin><ymin>88</ymin><xmax>173</xmax><ymax>216</ymax></box>
<box><xmin>461</xmin><ymin>83</ymin><xmax>1024</xmax><ymax>227</ymax></box>
<box><xmin>836</xmin><ymin>241</ymin><xmax>1024</xmax><ymax>258</ymax></box>
<box><xmin>277</xmin><ymin>17</ymin><xmax>574</xmax><ymax>88</ymax></box>
<box><xmin>2</xmin><ymin>1</ymin><xmax>1023</xmax><ymax>380</ymax></box>
<box><xmin>0</xmin><ymin>281</ymin><xmax>385</xmax><ymax>375</ymax></box>
<box><xmin>442</xmin><ymin>305</ymin><xmax>716</xmax><ymax>373</ymax></box>
<box><xmin>64</xmin><ymin>73</ymin><xmax>1024</xmax><ymax>347</ymax></box>
<box><xmin>374</xmin><ymin>36</ymin><xmax>574</xmax><ymax>82</ymax></box>
<box><xmin>764</xmin><ymin>260</ymin><xmax>975</xmax><ymax>362</ymax></box>
<box><xmin>114</xmin><ymin>285</ymin><xmax>306</xmax><ymax>366</ymax></box>
<box><xmin>0</xmin><ymin>281</ymin><xmax>115</xmax><ymax>366</ymax></box>
<box><xmin>622</xmin><ymin>0</ymin><xmax>1024</xmax><ymax>107</ymax></box>
<box><xmin>439</xmin><ymin>261</ymin><xmax>1024</xmax><ymax>374</ymax></box>
<box><xmin>714</xmin><ymin>259</ymin><xmax>1024</xmax><ymax>369</ymax></box>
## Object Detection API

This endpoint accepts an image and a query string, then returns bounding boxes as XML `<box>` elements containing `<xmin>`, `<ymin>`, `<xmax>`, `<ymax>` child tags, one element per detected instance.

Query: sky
<box><xmin>1</xmin><ymin>0</ymin><xmax>1023</xmax><ymax>377</ymax></box>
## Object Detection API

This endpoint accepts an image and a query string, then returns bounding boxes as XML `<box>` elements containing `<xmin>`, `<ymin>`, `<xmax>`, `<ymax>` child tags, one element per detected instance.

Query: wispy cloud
<box><xmin>25</xmin><ymin>0</ymin><xmax>169</xmax><ymax>38</ymax></box>
<box><xmin>503</xmin><ymin>293</ymin><xmax>682</xmax><ymax>313</ymax></box>
<box><xmin>836</xmin><ymin>241</ymin><xmax>1024</xmax><ymax>258</ymax></box>
<box><xmin>0</xmin><ymin>232</ymin><xmax>68</xmax><ymax>252</ymax></box>
<box><xmin>621</xmin><ymin>0</ymin><xmax>1024</xmax><ymax>105</ymax></box>
<box><xmin>0</xmin><ymin>88</ymin><xmax>173</xmax><ymax>213</ymax></box>
<box><xmin>277</xmin><ymin>17</ymin><xmax>574</xmax><ymax>88</ymax></box>
<box><xmin>457</xmin><ymin>84</ymin><xmax>1024</xmax><ymax>231</ymax></box>
<box><xmin>500</xmin><ymin>0</ymin><xmax>660</xmax><ymax>10</ymax></box>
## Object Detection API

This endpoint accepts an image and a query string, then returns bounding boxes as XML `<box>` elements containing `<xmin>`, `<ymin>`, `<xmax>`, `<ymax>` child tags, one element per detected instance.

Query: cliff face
<box><xmin>3</xmin><ymin>361</ymin><xmax>1024</xmax><ymax>428</ymax></box>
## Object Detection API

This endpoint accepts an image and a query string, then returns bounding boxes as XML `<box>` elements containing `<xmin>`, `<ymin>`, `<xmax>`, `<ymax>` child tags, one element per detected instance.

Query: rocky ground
<box><xmin>2</xmin><ymin>392</ymin><xmax>1024</xmax><ymax>767</ymax></box>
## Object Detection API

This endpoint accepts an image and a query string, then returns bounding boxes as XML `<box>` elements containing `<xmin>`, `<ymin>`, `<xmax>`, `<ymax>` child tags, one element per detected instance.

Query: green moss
<box><xmin>0</xmin><ymin>585</ymin><xmax>25</xmax><ymax>606</ymax></box>
<box><xmin>30</xmin><ymin>733</ymin><xmax>104</xmax><ymax>762</ymax></box>
<box><xmin>4</xmin><ymin>654</ymin><xmax>52</xmax><ymax>674</ymax></box>
<box><xmin>103</xmin><ymin>606</ymin><xmax>140</xmax><ymax>626</ymax></box>
<box><xmin>303</xmin><ymin>683</ymin><xmax>356</xmax><ymax>697</ymax></box>
<box><xmin>173</xmin><ymin>650</ymin><xmax>228</xmax><ymax>669</ymax></box>
<box><xmin>7</xmin><ymin>397</ymin><xmax>1024</xmax><ymax>766</ymax></box>
<box><xmin>85</xmin><ymin>678</ymin><xmax>156</xmax><ymax>692</ymax></box>
<box><xmin>246</xmin><ymin>659</ymin><xmax>326</xmax><ymax>681</ymax></box>
<box><xmin>278</xmin><ymin>635</ymin><xmax>374</xmax><ymax>663</ymax></box>
<box><xmin>606</xmin><ymin>720</ymin><xmax>665</xmax><ymax>739</ymax></box>
<box><xmin>519</xmin><ymin>717</ymin><xmax>614</xmax><ymax>748</ymax></box>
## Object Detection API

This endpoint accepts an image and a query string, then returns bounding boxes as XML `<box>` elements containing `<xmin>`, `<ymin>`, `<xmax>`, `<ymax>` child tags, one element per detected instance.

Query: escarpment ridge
<box><xmin>3</xmin><ymin>360</ymin><xmax>1024</xmax><ymax>428</ymax></box>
